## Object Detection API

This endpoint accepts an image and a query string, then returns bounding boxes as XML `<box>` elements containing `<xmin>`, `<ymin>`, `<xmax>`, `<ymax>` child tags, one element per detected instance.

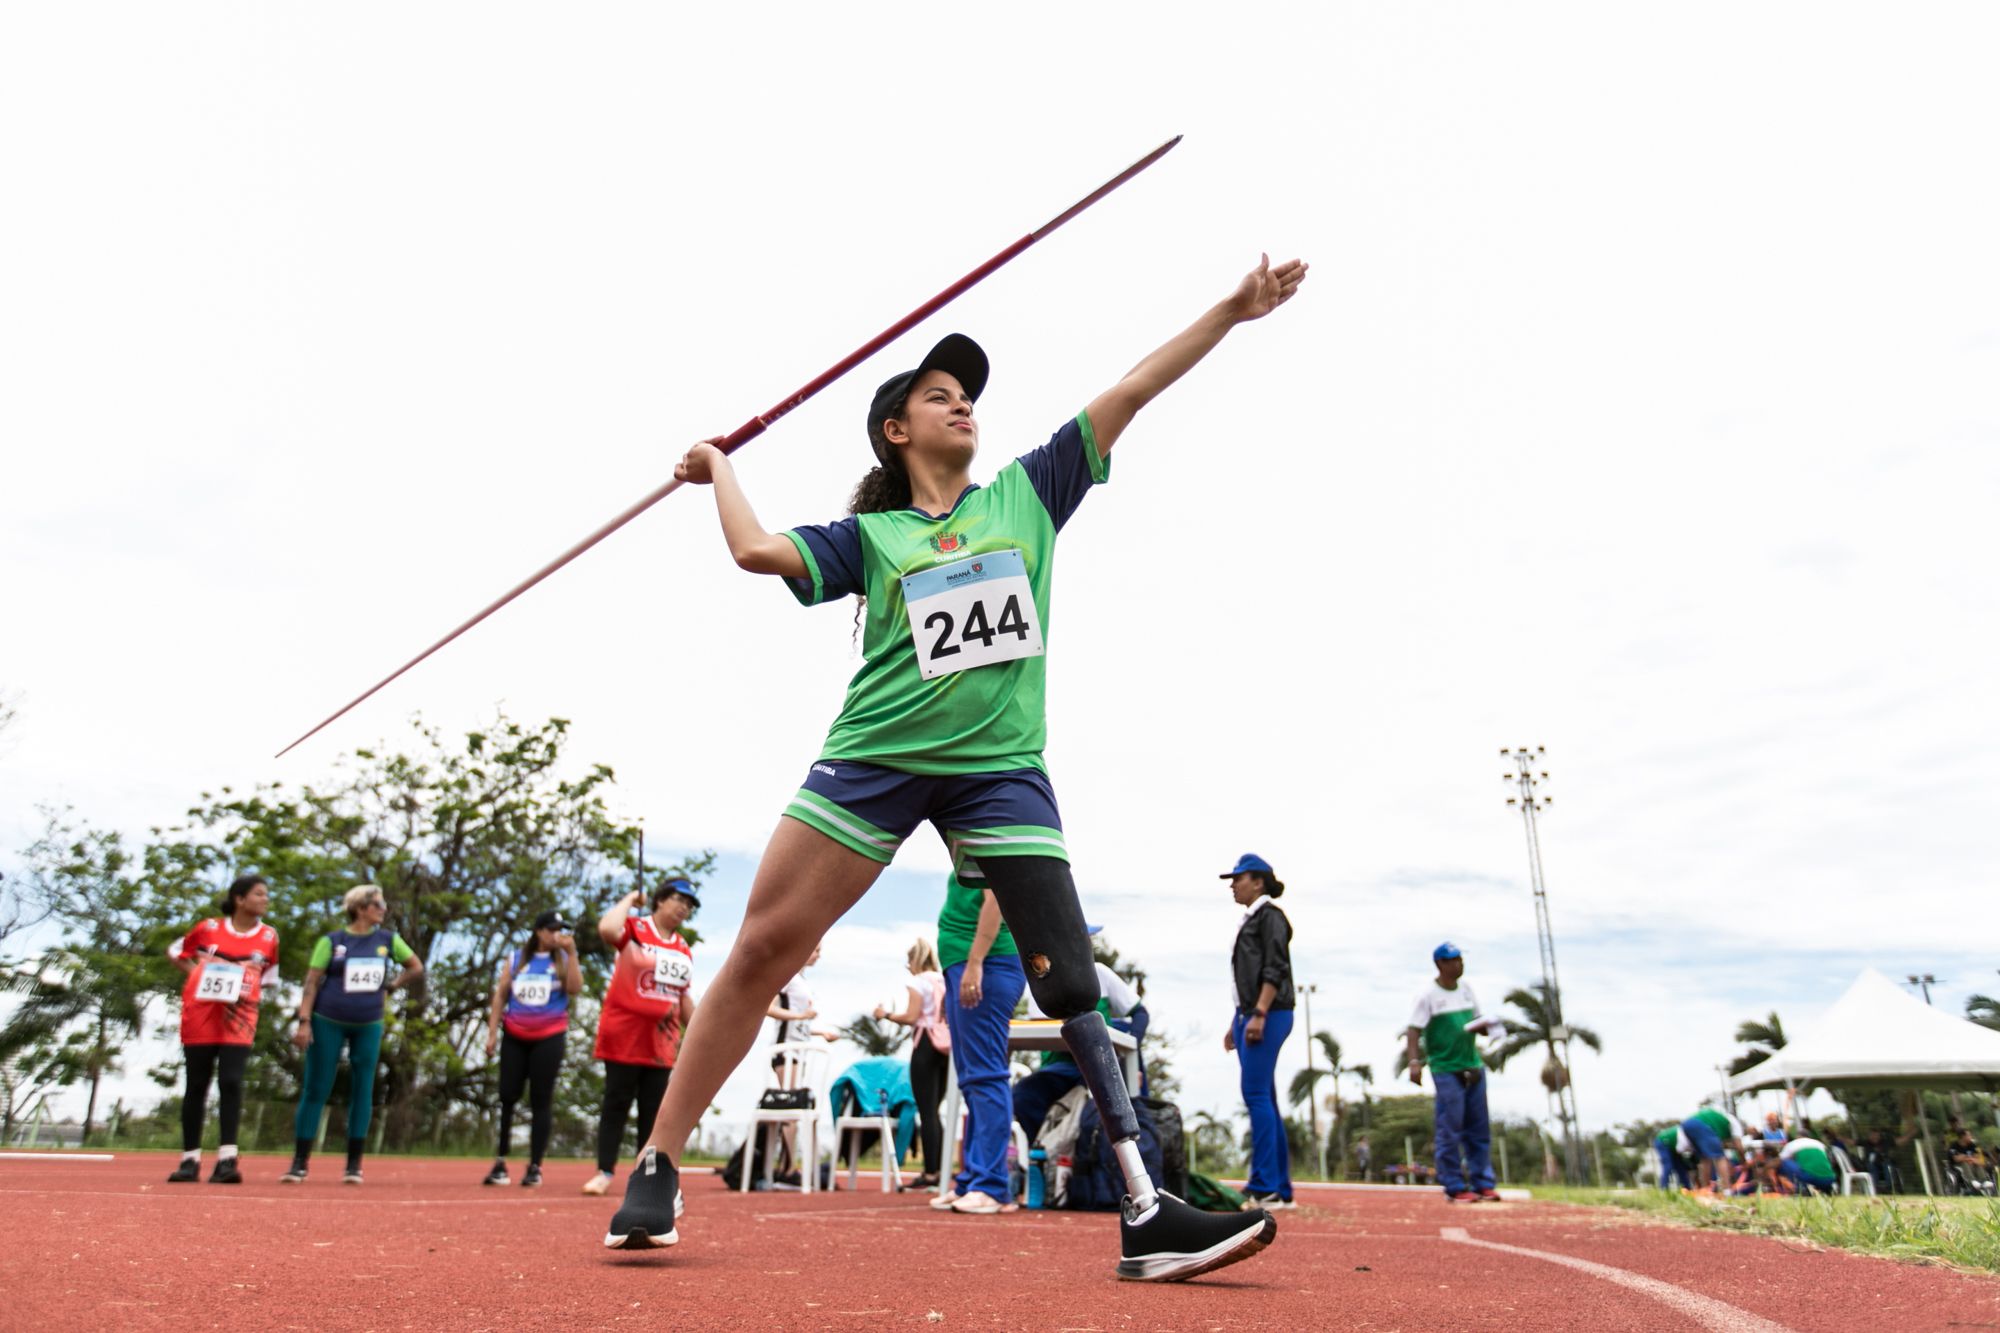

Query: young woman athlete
<box><xmin>165</xmin><ymin>873</ymin><xmax>279</xmax><ymax>1183</ymax></box>
<box><xmin>481</xmin><ymin>908</ymin><xmax>583</xmax><ymax>1187</ymax></box>
<box><xmin>606</xmin><ymin>253</ymin><xmax>1308</xmax><ymax>1281</ymax></box>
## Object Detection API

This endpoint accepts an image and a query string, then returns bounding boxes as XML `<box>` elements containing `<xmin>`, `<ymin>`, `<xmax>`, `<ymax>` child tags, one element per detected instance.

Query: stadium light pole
<box><xmin>1299</xmin><ymin>982</ymin><xmax>1323</xmax><ymax>1180</ymax></box>
<box><xmin>1501</xmin><ymin>746</ymin><xmax>1584</xmax><ymax>1185</ymax></box>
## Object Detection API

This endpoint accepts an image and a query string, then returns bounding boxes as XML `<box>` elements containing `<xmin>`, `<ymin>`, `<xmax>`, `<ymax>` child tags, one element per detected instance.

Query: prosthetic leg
<box><xmin>979</xmin><ymin>855</ymin><xmax>1277</xmax><ymax>1280</ymax></box>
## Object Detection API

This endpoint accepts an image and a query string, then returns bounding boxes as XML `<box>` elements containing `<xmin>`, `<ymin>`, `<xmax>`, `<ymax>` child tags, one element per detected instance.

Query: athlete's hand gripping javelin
<box><xmin>671</xmin><ymin>252</ymin><xmax>1307</xmax><ymax>575</ymax></box>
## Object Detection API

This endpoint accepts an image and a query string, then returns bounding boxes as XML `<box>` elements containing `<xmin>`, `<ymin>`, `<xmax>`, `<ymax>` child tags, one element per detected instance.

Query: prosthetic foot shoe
<box><xmin>603</xmin><ymin>1146</ymin><xmax>679</xmax><ymax>1250</ymax></box>
<box><xmin>1117</xmin><ymin>1190</ymin><xmax>1276</xmax><ymax>1282</ymax></box>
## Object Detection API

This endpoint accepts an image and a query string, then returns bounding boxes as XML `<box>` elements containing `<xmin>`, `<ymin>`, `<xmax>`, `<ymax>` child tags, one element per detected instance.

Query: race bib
<box><xmin>901</xmin><ymin>549</ymin><xmax>1044</xmax><ymax>681</ymax></box>
<box><xmin>195</xmin><ymin>961</ymin><xmax>244</xmax><ymax>1004</ymax></box>
<box><xmin>343</xmin><ymin>958</ymin><xmax>387</xmax><ymax>993</ymax></box>
<box><xmin>511</xmin><ymin>972</ymin><xmax>553</xmax><ymax>1007</ymax></box>
<box><xmin>653</xmin><ymin>948</ymin><xmax>692</xmax><ymax>993</ymax></box>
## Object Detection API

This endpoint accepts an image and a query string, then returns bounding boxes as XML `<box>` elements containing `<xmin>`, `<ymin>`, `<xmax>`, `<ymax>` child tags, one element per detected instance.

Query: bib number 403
<box><xmin>901</xmin><ymin>549</ymin><xmax>1044</xmax><ymax>681</ymax></box>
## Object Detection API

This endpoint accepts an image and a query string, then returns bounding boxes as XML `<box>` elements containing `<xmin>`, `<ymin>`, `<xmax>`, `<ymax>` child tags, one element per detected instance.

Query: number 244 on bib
<box><xmin>901</xmin><ymin>550</ymin><xmax>1044</xmax><ymax>681</ymax></box>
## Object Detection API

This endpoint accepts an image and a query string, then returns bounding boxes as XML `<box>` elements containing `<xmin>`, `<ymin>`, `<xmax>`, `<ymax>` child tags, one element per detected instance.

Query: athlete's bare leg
<box><xmin>642</xmin><ymin>816</ymin><xmax>882</xmax><ymax>1163</ymax></box>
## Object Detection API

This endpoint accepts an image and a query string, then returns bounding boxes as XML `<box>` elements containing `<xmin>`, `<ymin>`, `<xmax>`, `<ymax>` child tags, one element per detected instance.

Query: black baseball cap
<box><xmin>866</xmin><ymin>333</ymin><xmax>989</xmax><ymax>467</ymax></box>
<box><xmin>532</xmin><ymin>908</ymin><xmax>571</xmax><ymax>932</ymax></box>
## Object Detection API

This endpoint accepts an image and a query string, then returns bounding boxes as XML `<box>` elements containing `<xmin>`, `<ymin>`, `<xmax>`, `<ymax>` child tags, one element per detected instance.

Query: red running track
<box><xmin>2</xmin><ymin>1153</ymin><xmax>1993</xmax><ymax>1332</ymax></box>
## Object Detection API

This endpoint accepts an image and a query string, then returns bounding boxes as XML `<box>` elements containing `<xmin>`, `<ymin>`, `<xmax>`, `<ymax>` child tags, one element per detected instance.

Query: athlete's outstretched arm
<box><xmin>675</xmin><ymin>437</ymin><xmax>809</xmax><ymax>578</ymax></box>
<box><xmin>1085</xmin><ymin>253</ymin><xmax>1307</xmax><ymax>456</ymax></box>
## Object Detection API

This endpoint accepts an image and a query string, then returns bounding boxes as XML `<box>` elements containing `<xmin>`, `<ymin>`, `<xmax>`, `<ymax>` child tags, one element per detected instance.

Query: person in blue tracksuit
<box><xmin>1223</xmin><ymin>854</ymin><xmax>1295</xmax><ymax>1210</ymax></box>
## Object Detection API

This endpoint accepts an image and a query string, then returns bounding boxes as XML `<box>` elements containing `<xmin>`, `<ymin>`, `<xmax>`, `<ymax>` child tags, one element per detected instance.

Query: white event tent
<box><xmin>1731</xmin><ymin>968</ymin><xmax>2000</xmax><ymax>1095</ymax></box>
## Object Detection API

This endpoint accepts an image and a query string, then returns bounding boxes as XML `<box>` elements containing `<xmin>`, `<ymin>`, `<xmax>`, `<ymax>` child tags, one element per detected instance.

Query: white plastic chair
<box><xmin>742</xmin><ymin>1040</ymin><xmax>833</xmax><ymax>1194</ymax></box>
<box><xmin>1830</xmin><ymin>1144</ymin><xmax>1875</xmax><ymax>1197</ymax></box>
<box><xmin>834</xmin><ymin>1086</ymin><xmax>904</xmax><ymax>1192</ymax></box>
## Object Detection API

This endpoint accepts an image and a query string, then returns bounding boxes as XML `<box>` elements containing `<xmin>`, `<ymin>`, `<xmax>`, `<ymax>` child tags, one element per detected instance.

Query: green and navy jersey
<box><xmin>936</xmin><ymin>870</ymin><xmax>1018</xmax><ymax>970</ymax></box>
<box><xmin>1408</xmin><ymin>980</ymin><xmax>1485</xmax><ymax>1076</ymax></box>
<box><xmin>783</xmin><ymin>411</ymin><xmax>1109</xmax><ymax>775</ymax></box>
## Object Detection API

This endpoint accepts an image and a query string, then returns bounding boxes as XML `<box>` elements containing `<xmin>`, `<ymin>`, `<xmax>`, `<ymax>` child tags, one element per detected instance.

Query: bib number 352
<box><xmin>901</xmin><ymin>549</ymin><xmax>1044</xmax><ymax>681</ymax></box>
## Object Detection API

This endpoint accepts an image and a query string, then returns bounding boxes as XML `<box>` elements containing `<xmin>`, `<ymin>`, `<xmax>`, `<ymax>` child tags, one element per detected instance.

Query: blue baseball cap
<box><xmin>1220</xmin><ymin>853</ymin><xmax>1274</xmax><ymax>879</ymax></box>
<box><xmin>1433</xmin><ymin>941</ymin><xmax>1462</xmax><ymax>961</ymax></box>
<box><xmin>651</xmin><ymin>876</ymin><xmax>699</xmax><ymax>907</ymax></box>
<box><xmin>1086</xmin><ymin>923</ymin><xmax>1103</xmax><ymax>936</ymax></box>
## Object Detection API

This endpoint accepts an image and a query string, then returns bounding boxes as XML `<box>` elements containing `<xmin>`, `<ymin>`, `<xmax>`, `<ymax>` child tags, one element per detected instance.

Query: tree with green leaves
<box><xmin>1485</xmin><ymin>983</ymin><xmax>1602</xmax><ymax>1091</ymax></box>
<box><xmin>6</xmin><ymin>712</ymin><xmax>702</xmax><ymax>1154</ymax></box>
<box><xmin>1967</xmin><ymin>996</ymin><xmax>2000</xmax><ymax>1032</ymax></box>
<box><xmin>1287</xmin><ymin>1031</ymin><xmax>1373</xmax><ymax>1178</ymax></box>
<box><xmin>1728</xmin><ymin>1011</ymin><xmax>1787</xmax><ymax>1076</ymax></box>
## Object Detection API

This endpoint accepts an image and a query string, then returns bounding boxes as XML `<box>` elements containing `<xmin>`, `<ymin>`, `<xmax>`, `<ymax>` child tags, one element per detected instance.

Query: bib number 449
<box><xmin>901</xmin><ymin>549</ymin><xmax>1044</xmax><ymax>681</ymax></box>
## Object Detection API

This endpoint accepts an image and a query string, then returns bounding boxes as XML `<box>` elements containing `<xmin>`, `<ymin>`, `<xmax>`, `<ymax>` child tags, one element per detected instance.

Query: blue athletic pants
<box><xmin>943</xmin><ymin>956</ymin><xmax>1027</xmax><ymax>1199</ymax></box>
<box><xmin>1432</xmin><ymin>1068</ymin><xmax>1495</xmax><ymax>1195</ymax></box>
<box><xmin>1657</xmin><ymin>1141</ymin><xmax>1693</xmax><ymax>1190</ymax></box>
<box><xmin>1232</xmin><ymin>1007</ymin><xmax>1293</xmax><ymax>1200</ymax></box>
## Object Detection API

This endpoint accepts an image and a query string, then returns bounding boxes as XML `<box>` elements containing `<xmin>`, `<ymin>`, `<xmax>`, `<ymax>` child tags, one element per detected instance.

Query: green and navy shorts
<box><xmin>785</xmin><ymin>761</ymin><xmax>1065</xmax><ymax>873</ymax></box>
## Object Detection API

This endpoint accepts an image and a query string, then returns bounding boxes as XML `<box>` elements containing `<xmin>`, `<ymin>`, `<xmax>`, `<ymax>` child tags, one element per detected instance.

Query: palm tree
<box><xmin>835</xmin><ymin>1013</ymin><xmax>908</xmax><ymax>1056</ymax></box>
<box><xmin>1967</xmin><ymin>996</ymin><xmax>2000</xmax><ymax>1032</ymax></box>
<box><xmin>1486</xmin><ymin>983</ymin><xmax>1602</xmax><ymax>1091</ymax></box>
<box><xmin>1728</xmin><ymin>1011</ymin><xmax>1786</xmax><ymax>1076</ymax></box>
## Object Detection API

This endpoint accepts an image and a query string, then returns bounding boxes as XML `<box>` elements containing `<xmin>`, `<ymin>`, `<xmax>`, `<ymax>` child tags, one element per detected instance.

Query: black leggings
<box><xmin>980</xmin><ymin>856</ymin><xmax>1141</xmax><ymax>1146</ymax></box>
<box><xmin>495</xmin><ymin>1031</ymin><xmax>566</xmax><ymax>1164</ymax></box>
<box><xmin>182</xmin><ymin>1045</ymin><xmax>249</xmax><ymax>1151</ymax></box>
<box><xmin>597</xmin><ymin>1060</ymin><xmax>671</xmax><ymax>1174</ymax></box>
<box><xmin>908</xmin><ymin>1030</ymin><xmax>949</xmax><ymax>1177</ymax></box>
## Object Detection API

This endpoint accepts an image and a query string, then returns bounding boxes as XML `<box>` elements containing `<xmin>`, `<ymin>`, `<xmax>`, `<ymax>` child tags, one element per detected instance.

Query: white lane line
<box><xmin>0</xmin><ymin>1152</ymin><xmax>114</xmax><ymax>1161</ymax></box>
<box><xmin>1440</xmin><ymin>1227</ymin><xmax>1798</xmax><ymax>1333</ymax></box>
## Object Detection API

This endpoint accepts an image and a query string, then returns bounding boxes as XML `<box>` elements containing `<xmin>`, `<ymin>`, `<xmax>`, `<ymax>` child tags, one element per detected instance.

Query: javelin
<box><xmin>277</xmin><ymin>135</ymin><xmax>1183</xmax><ymax>758</ymax></box>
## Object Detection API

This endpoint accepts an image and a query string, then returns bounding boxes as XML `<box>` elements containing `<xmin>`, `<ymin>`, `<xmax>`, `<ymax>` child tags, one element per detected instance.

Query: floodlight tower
<box><xmin>1501</xmin><ymin>746</ymin><xmax>1584</xmax><ymax>1184</ymax></box>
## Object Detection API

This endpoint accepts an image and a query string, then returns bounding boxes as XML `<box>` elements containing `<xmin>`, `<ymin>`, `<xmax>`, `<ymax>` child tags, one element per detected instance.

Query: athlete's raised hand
<box><xmin>674</xmin><ymin>436</ymin><xmax>728</xmax><ymax>485</ymax></box>
<box><xmin>1225</xmin><ymin>254</ymin><xmax>1308</xmax><ymax>323</ymax></box>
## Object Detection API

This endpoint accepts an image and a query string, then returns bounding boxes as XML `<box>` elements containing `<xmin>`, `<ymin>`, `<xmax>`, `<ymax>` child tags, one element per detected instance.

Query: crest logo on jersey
<box><xmin>930</xmin><ymin>532</ymin><xmax>966</xmax><ymax>555</ymax></box>
<box><xmin>971</xmin><ymin>561</ymin><xmax>983</xmax><ymax>574</ymax></box>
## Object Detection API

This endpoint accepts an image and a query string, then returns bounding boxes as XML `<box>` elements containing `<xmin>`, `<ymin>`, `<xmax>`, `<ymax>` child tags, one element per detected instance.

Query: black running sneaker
<box><xmin>209</xmin><ymin>1158</ymin><xmax>243</xmax><ymax>1184</ymax></box>
<box><xmin>278</xmin><ymin>1158</ymin><xmax>308</xmax><ymax>1184</ymax></box>
<box><xmin>167</xmin><ymin>1158</ymin><xmax>201</xmax><ymax>1183</ymax></box>
<box><xmin>603</xmin><ymin>1146</ymin><xmax>678</xmax><ymax>1250</ymax></box>
<box><xmin>1117</xmin><ymin>1190</ymin><xmax>1276</xmax><ymax>1282</ymax></box>
<box><xmin>482</xmin><ymin>1160</ymin><xmax>510</xmax><ymax>1186</ymax></box>
<box><xmin>520</xmin><ymin>1163</ymin><xmax>542</xmax><ymax>1188</ymax></box>
<box><xmin>342</xmin><ymin>1158</ymin><xmax>364</xmax><ymax>1186</ymax></box>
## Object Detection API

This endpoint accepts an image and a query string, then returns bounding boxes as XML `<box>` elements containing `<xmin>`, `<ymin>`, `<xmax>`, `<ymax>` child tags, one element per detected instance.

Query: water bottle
<box><xmin>1053</xmin><ymin>1154</ymin><xmax>1072</xmax><ymax>1207</ymax></box>
<box><xmin>1025</xmin><ymin>1148</ymin><xmax>1047</xmax><ymax>1208</ymax></box>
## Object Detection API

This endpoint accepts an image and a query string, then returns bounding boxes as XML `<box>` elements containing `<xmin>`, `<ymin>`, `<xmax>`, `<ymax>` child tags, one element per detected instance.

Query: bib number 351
<box><xmin>901</xmin><ymin>549</ymin><xmax>1044</xmax><ymax>681</ymax></box>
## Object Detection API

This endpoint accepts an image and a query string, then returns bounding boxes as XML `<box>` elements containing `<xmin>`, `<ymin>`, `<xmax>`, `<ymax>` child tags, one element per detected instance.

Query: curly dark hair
<box><xmin>850</xmin><ymin>383</ymin><xmax>915</xmax><ymax>517</ymax></box>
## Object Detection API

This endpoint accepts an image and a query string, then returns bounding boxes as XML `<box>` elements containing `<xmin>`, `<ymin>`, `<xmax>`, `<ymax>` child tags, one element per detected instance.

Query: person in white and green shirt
<box><xmin>1679</xmin><ymin>1104</ymin><xmax>1746</xmax><ymax>1193</ymax></box>
<box><xmin>1406</xmin><ymin>942</ymin><xmax>1501</xmax><ymax>1201</ymax></box>
<box><xmin>1777</xmin><ymin>1137</ymin><xmax>1837</xmax><ymax>1195</ymax></box>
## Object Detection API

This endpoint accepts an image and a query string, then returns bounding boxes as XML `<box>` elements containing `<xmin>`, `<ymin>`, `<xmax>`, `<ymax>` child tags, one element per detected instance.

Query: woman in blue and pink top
<box><xmin>482</xmin><ymin>908</ymin><xmax>583</xmax><ymax>1187</ymax></box>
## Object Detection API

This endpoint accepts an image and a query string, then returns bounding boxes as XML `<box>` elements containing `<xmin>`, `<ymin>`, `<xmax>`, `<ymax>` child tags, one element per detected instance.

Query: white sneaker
<box><xmin>951</xmin><ymin>1190</ymin><xmax>1008</xmax><ymax>1215</ymax></box>
<box><xmin>581</xmin><ymin>1171</ymin><xmax>613</xmax><ymax>1196</ymax></box>
<box><xmin>928</xmin><ymin>1189</ymin><xmax>962</xmax><ymax>1211</ymax></box>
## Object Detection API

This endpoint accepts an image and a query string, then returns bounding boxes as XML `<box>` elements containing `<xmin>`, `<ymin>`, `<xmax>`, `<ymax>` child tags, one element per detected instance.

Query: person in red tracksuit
<box><xmin>165</xmin><ymin>874</ymin><xmax>280</xmax><ymax>1183</ymax></box>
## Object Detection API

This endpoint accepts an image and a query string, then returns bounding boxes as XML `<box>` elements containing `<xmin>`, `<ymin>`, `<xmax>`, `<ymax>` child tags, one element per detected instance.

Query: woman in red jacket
<box><xmin>165</xmin><ymin>874</ymin><xmax>280</xmax><ymax>1183</ymax></box>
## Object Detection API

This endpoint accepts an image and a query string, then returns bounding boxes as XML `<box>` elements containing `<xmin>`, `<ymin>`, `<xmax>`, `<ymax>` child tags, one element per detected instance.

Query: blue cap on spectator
<box><xmin>1086</xmin><ymin>923</ymin><xmax>1103</xmax><ymax>936</ymax></box>
<box><xmin>1433</xmin><ymin>941</ymin><xmax>1462</xmax><ymax>961</ymax></box>
<box><xmin>1220</xmin><ymin>853</ymin><xmax>1274</xmax><ymax>879</ymax></box>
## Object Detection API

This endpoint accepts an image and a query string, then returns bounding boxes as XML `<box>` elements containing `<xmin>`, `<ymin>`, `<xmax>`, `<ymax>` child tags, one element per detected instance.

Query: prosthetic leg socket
<box><xmin>1061</xmin><ymin>1010</ymin><xmax>1157</xmax><ymax>1213</ymax></box>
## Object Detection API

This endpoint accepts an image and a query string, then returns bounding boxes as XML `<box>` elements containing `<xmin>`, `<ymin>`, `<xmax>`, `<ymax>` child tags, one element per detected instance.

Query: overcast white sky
<box><xmin>4</xmin><ymin>6</ymin><xmax>1998</xmax><ymax>1141</ymax></box>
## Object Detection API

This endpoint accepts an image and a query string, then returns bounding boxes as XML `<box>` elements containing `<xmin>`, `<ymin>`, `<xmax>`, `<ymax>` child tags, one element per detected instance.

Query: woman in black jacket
<box><xmin>1221</xmin><ymin>853</ymin><xmax>1294</xmax><ymax>1209</ymax></box>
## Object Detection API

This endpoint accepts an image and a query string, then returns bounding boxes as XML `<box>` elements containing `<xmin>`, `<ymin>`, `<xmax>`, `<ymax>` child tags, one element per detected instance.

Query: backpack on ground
<box><xmin>1135</xmin><ymin>1095</ymin><xmax>1187</xmax><ymax>1199</ymax></box>
<box><xmin>1061</xmin><ymin>1098</ymin><xmax>1165</xmax><ymax>1212</ymax></box>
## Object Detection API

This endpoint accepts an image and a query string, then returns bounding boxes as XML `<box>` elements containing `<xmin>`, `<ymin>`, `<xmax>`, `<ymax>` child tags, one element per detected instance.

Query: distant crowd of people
<box><xmin>1652</xmin><ymin>1104</ymin><xmax>1995</xmax><ymax>1197</ymax></box>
